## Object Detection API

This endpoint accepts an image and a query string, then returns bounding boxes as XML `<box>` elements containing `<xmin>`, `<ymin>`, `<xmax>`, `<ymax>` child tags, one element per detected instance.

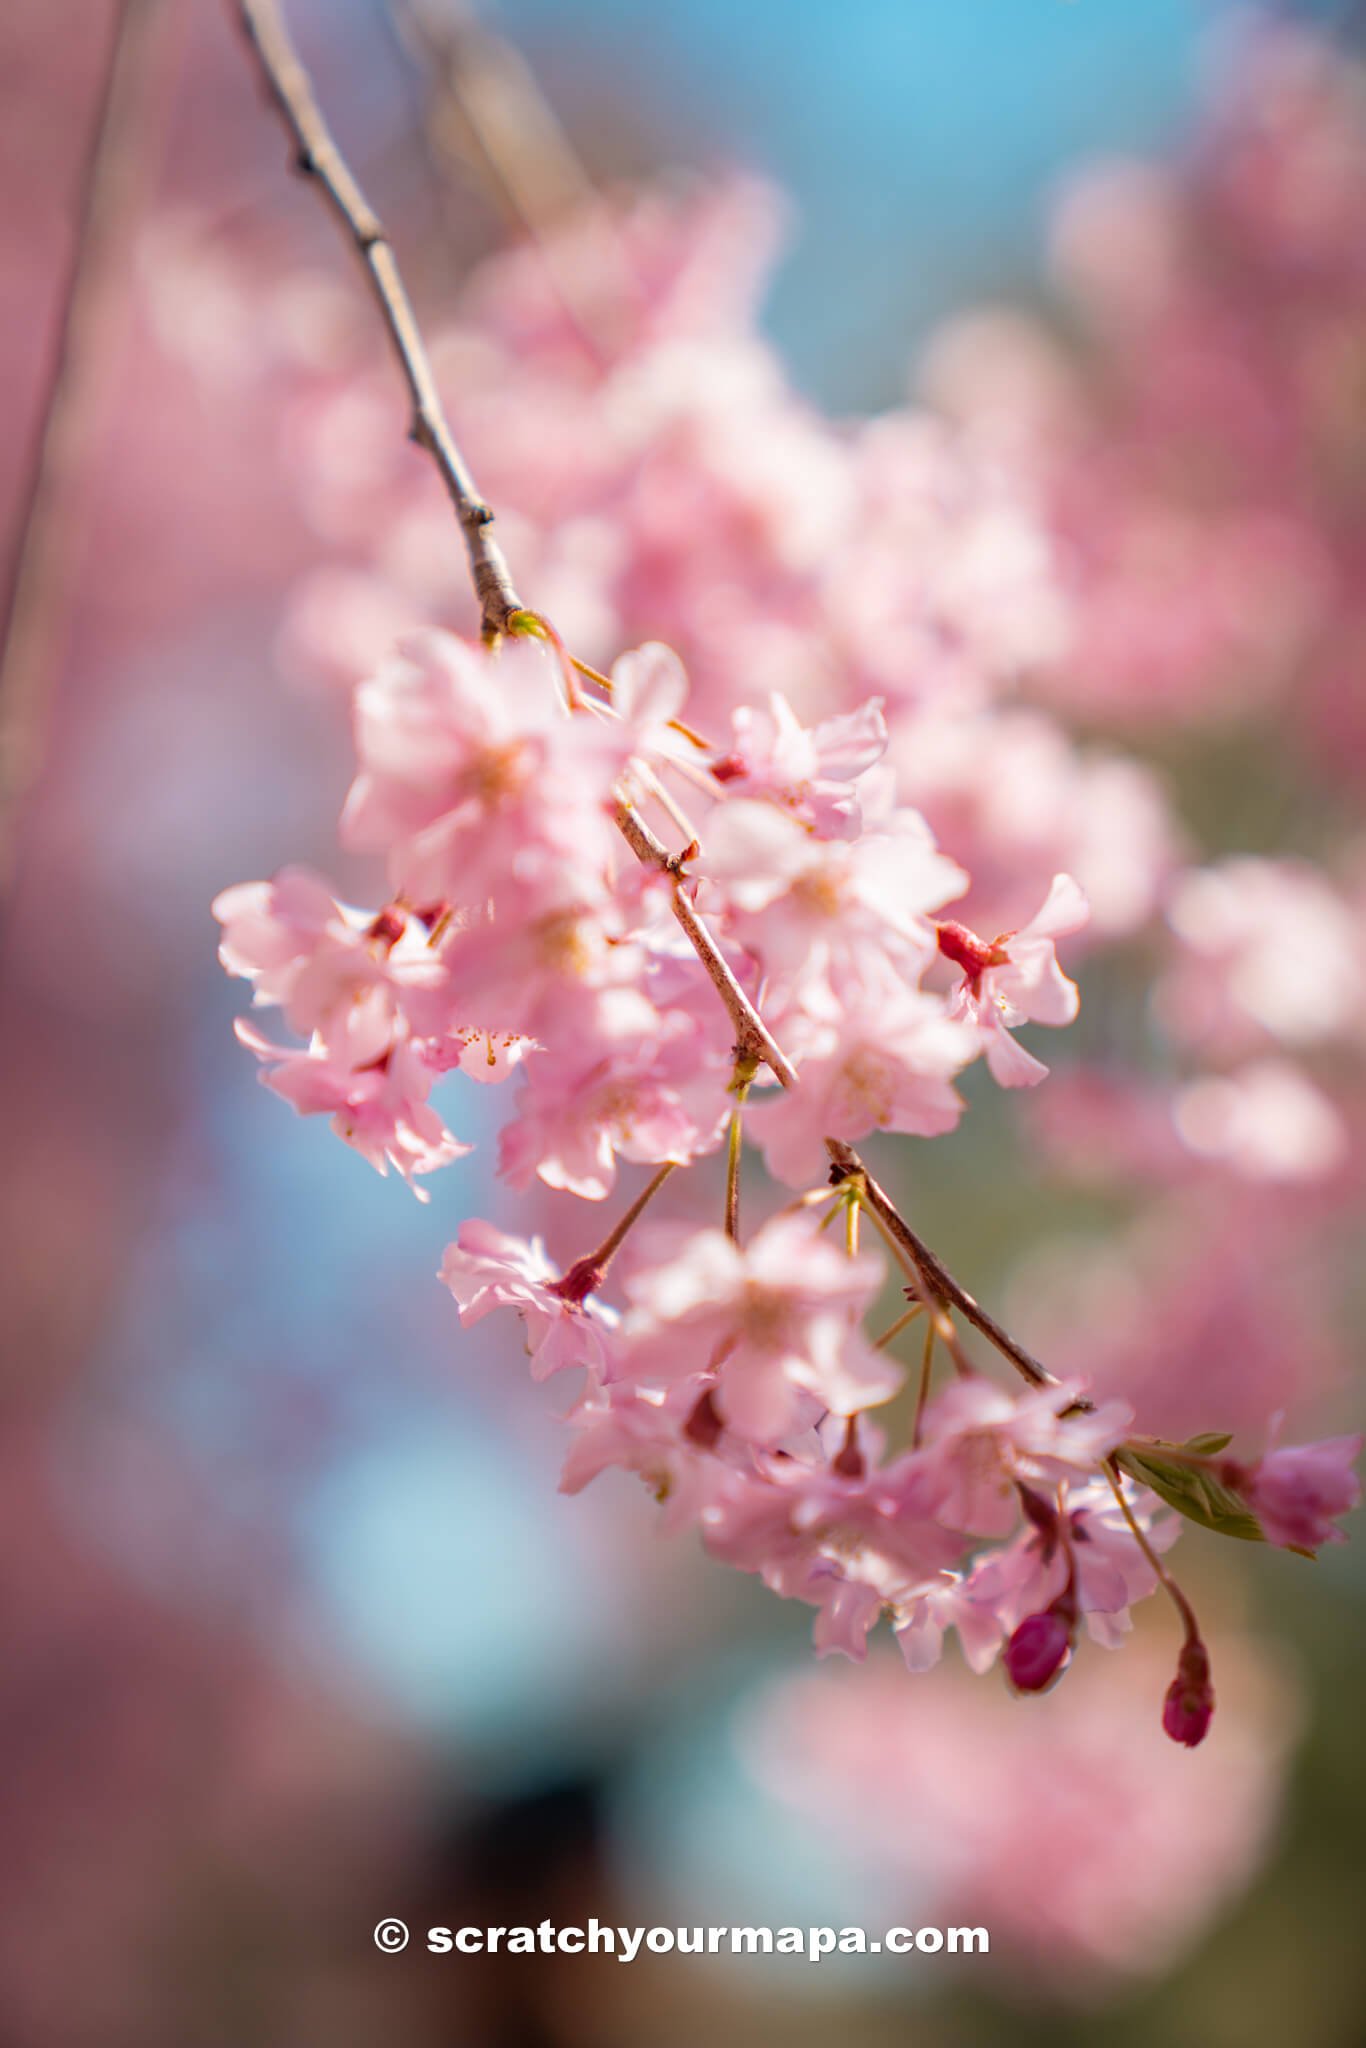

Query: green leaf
<box><xmin>1116</xmin><ymin>1448</ymin><xmax>1265</xmax><ymax>1544</ymax></box>
<box><xmin>1183</xmin><ymin>1431</ymin><xmax>1235</xmax><ymax>1456</ymax></box>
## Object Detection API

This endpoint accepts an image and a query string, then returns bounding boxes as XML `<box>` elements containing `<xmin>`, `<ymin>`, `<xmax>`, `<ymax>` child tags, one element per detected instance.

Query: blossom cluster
<box><xmin>201</xmin><ymin>0</ymin><xmax>1366</xmax><ymax>1782</ymax></box>
<box><xmin>215</xmin><ymin>619</ymin><xmax>1360</xmax><ymax>1748</ymax></box>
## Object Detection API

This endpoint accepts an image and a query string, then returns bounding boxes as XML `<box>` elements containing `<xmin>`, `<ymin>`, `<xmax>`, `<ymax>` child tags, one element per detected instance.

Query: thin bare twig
<box><xmin>1104</xmin><ymin>1458</ymin><xmax>1200</xmax><ymax>1641</ymax></box>
<box><xmin>912</xmin><ymin>1315</ymin><xmax>936</xmax><ymax>1447</ymax></box>
<box><xmin>613</xmin><ymin>802</ymin><xmax>798</xmax><ymax>1087</ymax></box>
<box><xmin>551</xmin><ymin>1158</ymin><xmax>677</xmax><ymax>1301</ymax></box>
<box><xmin>0</xmin><ymin>0</ymin><xmax>174</xmax><ymax>898</ymax></box>
<box><xmin>233</xmin><ymin>0</ymin><xmax>521</xmax><ymax>640</ymax></box>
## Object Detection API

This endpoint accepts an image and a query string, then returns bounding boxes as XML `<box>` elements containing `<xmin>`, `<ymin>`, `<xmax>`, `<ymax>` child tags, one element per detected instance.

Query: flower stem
<box><xmin>551</xmin><ymin>1160</ymin><xmax>677</xmax><ymax>1301</ymax></box>
<box><xmin>871</xmin><ymin>1304</ymin><xmax>924</xmax><ymax>1351</ymax></box>
<box><xmin>912</xmin><ymin>1316</ymin><xmax>937</xmax><ymax>1447</ymax></box>
<box><xmin>1104</xmin><ymin>1457</ymin><xmax>1201</xmax><ymax>1643</ymax></box>
<box><xmin>724</xmin><ymin>1084</ymin><xmax>749</xmax><ymax>1243</ymax></box>
<box><xmin>828</xmin><ymin>1139</ymin><xmax>1058</xmax><ymax>1393</ymax></box>
<box><xmin>850</xmin><ymin>1188</ymin><xmax>974</xmax><ymax>1378</ymax></box>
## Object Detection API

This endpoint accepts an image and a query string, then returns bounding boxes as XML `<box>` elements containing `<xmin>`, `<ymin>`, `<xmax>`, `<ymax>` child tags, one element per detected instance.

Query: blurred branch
<box><xmin>0</xmin><ymin>0</ymin><xmax>175</xmax><ymax>902</ymax></box>
<box><xmin>390</xmin><ymin>0</ymin><xmax>589</xmax><ymax>229</ymax></box>
<box><xmin>388</xmin><ymin>0</ymin><xmax>633</xmax><ymax>359</ymax></box>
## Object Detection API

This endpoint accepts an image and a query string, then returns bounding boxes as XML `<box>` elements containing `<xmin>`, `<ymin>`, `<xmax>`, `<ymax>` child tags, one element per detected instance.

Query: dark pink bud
<box><xmin>684</xmin><ymin>1388</ymin><xmax>724</xmax><ymax>1452</ymax></box>
<box><xmin>1162</xmin><ymin>1636</ymin><xmax>1215</xmax><ymax>1748</ymax></box>
<box><xmin>935</xmin><ymin>919</ymin><xmax>1012</xmax><ymax>994</ymax></box>
<box><xmin>832</xmin><ymin>1415</ymin><xmax>865</xmax><ymax>1480</ymax></box>
<box><xmin>1004</xmin><ymin>1606</ymin><xmax>1073</xmax><ymax>1693</ymax></box>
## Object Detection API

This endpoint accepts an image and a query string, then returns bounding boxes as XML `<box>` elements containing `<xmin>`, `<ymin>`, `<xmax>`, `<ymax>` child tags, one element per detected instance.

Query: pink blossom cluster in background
<box><xmin>740</xmin><ymin>1635</ymin><xmax>1299</xmax><ymax>1993</ymax></box>
<box><xmin>924</xmin><ymin>18</ymin><xmax>1366</xmax><ymax>771</ymax></box>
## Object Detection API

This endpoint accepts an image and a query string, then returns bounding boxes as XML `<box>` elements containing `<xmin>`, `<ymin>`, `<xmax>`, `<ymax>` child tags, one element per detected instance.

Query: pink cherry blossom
<box><xmin>618</xmin><ymin>1214</ymin><xmax>899</xmax><ymax>1442</ymax></box>
<box><xmin>913</xmin><ymin>1377</ymin><xmax>1134</xmax><ymax>1537</ymax></box>
<box><xmin>439</xmin><ymin>1219</ymin><xmax>613</xmax><ymax>1378</ymax></box>
<box><xmin>892</xmin><ymin>1571</ymin><xmax>1007</xmax><ymax>1676</ymax></box>
<box><xmin>938</xmin><ymin>872</ymin><xmax>1089</xmax><ymax>1086</ymax></box>
<box><xmin>235</xmin><ymin>1021</ymin><xmax>467</xmax><ymax>1196</ymax></box>
<box><xmin>714</xmin><ymin>691</ymin><xmax>889</xmax><ymax>838</ymax></box>
<box><xmin>340</xmin><ymin>630</ymin><xmax>627</xmax><ymax>907</ymax></box>
<box><xmin>1228</xmin><ymin>1432</ymin><xmax>1364</xmax><ymax>1551</ymax></box>
<box><xmin>497</xmin><ymin>1011</ymin><xmax>727</xmax><ymax>1200</ymax></box>
<box><xmin>701</xmin><ymin>798</ymin><xmax>967</xmax><ymax>1016</ymax></box>
<box><xmin>746</xmin><ymin>984</ymin><xmax>971</xmax><ymax>1186</ymax></box>
<box><xmin>214</xmin><ymin>867</ymin><xmax>447</xmax><ymax>1067</ymax></box>
<box><xmin>200</xmin><ymin>10</ymin><xmax>1366</xmax><ymax>1774</ymax></box>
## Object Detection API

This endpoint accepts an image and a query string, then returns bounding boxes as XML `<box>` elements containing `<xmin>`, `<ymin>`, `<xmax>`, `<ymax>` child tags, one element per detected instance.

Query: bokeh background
<box><xmin>3</xmin><ymin>2</ymin><xmax>1365</xmax><ymax>2043</ymax></box>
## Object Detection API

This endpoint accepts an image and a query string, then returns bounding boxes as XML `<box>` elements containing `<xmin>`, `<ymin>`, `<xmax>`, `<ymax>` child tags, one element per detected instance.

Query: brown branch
<box><xmin>825</xmin><ymin>1138</ymin><xmax>1057</xmax><ymax>1391</ymax></box>
<box><xmin>613</xmin><ymin>803</ymin><xmax>797</xmax><ymax>1088</ymax></box>
<box><xmin>232</xmin><ymin>0</ymin><xmax>522</xmax><ymax>641</ymax></box>
<box><xmin>0</xmin><ymin>0</ymin><xmax>174</xmax><ymax>899</ymax></box>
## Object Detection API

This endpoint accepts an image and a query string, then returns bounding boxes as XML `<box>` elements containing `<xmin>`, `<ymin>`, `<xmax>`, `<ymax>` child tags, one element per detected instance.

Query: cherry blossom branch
<box><xmin>233</xmin><ymin>3</ymin><xmax>1100</xmax><ymax>1401</ymax></box>
<box><xmin>231</xmin><ymin>0</ymin><xmax>800</xmax><ymax>1093</ymax></box>
<box><xmin>825</xmin><ymin>1138</ymin><xmax>1057</xmax><ymax>1391</ymax></box>
<box><xmin>612</xmin><ymin>804</ymin><xmax>798</xmax><ymax>1086</ymax></box>
<box><xmin>0</xmin><ymin>0</ymin><xmax>173</xmax><ymax>899</ymax></box>
<box><xmin>852</xmin><ymin>1190</ymin><xmax>976</xmax><ymax>1378</ymax></box>
<box><xmin>233</xmin><ymin>0</ymin><xmax>522</xmax><ymax>641</ymax></box>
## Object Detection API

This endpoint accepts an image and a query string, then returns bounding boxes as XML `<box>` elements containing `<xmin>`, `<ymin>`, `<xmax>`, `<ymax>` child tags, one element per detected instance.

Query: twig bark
<box><xmin>613</xmin><ymin>803</ymin><xmax>797</xmax><ymax>1088</ymax></box>
<box><xmin>0</xmin><ymin>0</ymin><xmax>174</xmax><ymax>899</ymax></box>
<box><xmin>233</xmin><ymin>0</ymin><xmax>522</xmax><ymax>641</ymax></box>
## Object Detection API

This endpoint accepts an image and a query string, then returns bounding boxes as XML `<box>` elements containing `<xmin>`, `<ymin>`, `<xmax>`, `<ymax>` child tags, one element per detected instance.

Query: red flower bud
<box><xmin>1004</xmin><ymin>1605</ymin><xmax>1073</xmax><ymax>1693</ymax></box>
<box><xmin>1162</xmin><ymin>1635</ymin><xmax>1215</xmax><ymax>1748</ymax></box>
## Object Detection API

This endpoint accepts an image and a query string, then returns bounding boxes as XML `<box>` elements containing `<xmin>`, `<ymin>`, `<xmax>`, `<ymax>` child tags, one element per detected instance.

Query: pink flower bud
<box><xmin>1227</xmin><ymin>1435</ymin><xmax>1362</xmax><ymax>1553</ymax></box>
<box><xmin>1004</xmin><ymin>1606</ymin><xmax>1073</xmax><ymax>1693</ymax></box>
<box><xmin>1162</xmin><ymin>1637</ymin><xmax>1215</xmax><ymax>1748</ymax></box>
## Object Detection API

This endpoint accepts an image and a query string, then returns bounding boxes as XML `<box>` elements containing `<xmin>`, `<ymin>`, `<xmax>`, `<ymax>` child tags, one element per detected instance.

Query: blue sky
<box><xmin>494</xmin><ymin>0</ymin><xmax>1350</xmax><ymax>404</ymax></box>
